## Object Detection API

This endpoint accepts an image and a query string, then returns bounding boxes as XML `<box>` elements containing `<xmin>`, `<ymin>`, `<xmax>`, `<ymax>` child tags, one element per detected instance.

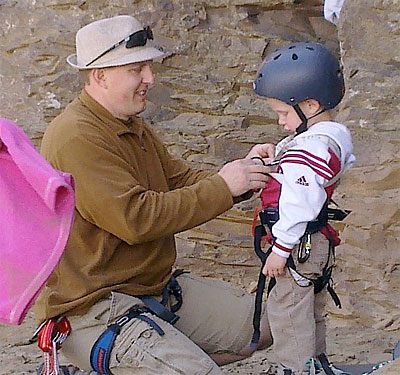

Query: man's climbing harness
<box><xmin>32</xmin><ymin>270</ymin><xmax>186</xmax><ymax>375</ymax></box>
<box><xmin>90</xmin><ymin>305</ymin><xmax>165</xmax><ymax>374</ymax></box>
<box><xmin>90</xmin><ymin>269</ymin><xmax>186</xmax><ymax>374</ymax></box>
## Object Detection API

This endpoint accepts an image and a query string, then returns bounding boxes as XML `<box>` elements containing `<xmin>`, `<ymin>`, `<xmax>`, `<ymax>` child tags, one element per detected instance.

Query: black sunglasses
<box><xmin>86</xmin><ymin>26</ymin><xmax>154</xmax><ymax>67</ymax></box>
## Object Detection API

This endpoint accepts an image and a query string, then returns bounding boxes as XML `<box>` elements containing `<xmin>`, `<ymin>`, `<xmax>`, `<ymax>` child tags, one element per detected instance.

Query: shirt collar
<box><xmin>79</xmin><ymin>89</ymin><xmax>145</xmax><ymax>139</ymax></box>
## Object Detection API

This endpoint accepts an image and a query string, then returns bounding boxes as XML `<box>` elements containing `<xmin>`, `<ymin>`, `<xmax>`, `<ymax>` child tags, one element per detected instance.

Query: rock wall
<box><xmin>334</xmin><ymin>0</ymin><xmax>400</xmax><ymax>350</ymax></box>
<box><xmin>0</xmin><ymin>0</ymin><xmax>399</xmax><ymax>365</ymax></box>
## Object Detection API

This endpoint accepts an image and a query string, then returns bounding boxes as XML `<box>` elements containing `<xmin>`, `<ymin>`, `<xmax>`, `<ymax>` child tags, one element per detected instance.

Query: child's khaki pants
<box><xmin>267</xmin><ymin>232</ymin><xmax>331</xmax><ymax>375</ymax></box>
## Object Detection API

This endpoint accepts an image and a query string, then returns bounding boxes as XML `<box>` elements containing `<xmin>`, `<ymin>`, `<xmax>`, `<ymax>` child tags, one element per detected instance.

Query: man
<box><xmin>35</xmin><ymin>15</ymin><xmax>273</xmax><ymax>375</ymax></box>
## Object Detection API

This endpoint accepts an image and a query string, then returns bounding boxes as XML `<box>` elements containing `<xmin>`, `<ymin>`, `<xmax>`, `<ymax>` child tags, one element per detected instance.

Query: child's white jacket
<box><xmin>271</xmin><ymin>121</ymin><xmax>355</xmax><ymax>258</ymax></box>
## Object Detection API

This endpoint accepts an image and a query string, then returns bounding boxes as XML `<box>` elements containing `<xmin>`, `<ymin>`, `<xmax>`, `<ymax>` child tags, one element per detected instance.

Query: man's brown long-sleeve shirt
<box><xmin>34</xmin><ymin>90</ymin><xmax>233</xmax><ymax>321</ymax></box>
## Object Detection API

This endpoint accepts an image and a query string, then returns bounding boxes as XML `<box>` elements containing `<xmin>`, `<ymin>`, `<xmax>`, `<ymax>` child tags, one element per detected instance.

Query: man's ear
<box><xmin>91</xmin><ymin>68</ymin><xmax>107</xmax><ymax>88</ymax></box>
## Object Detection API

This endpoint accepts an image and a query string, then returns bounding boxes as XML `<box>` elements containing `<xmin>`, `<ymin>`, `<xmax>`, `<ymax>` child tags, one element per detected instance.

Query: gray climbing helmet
<box><xmin>253</xmin><ymin>42</ymin><xmax>345</xmax><ymax>109</ymax></box>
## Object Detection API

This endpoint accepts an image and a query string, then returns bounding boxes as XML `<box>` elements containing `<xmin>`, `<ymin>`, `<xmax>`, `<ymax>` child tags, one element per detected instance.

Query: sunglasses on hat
<box><xmin>86</xmin><ymin>26</ymin><xmax>154</xmax><ymax>67</ymax></box>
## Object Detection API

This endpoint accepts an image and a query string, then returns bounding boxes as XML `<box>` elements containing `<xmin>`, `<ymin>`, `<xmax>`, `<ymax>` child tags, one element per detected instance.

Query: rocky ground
<box><xmin>0</xmin><ymin>304</ymin><xmax>398</xmax><ymax>374</ymax></box>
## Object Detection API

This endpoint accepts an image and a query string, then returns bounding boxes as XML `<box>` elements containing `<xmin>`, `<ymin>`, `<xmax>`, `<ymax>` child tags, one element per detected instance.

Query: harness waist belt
<box><xmin>259</xmin><ymin>208</ymin><xmax>327</xmax><ymax>233</ymax></box>
<box><xmin>259</xmin><ymin>204</ymin><xmax>348</xmax><ymax>234</ymax></box>
<box><xmin>90</xmin><ymin>270</ymin><xmax>186</xmax><ymax>374</ymax></box>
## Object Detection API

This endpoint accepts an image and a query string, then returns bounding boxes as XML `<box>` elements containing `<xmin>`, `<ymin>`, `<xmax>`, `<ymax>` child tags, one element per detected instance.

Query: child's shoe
<box><xmin>306</xmin><ymin>354</ymin><xmax>351</xmax><ymax>375</ymax></box>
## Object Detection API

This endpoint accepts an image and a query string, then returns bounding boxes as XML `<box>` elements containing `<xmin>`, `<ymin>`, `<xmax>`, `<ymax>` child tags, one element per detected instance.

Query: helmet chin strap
<box><xmin>293</xmin><ymin>104</ymin><xmax>326</xmax><ymax>135</ymax></box>
<box><xmin>293</xmin><ymin>104</ymin><xmax>308</xmax><ymax>135</ymax></box>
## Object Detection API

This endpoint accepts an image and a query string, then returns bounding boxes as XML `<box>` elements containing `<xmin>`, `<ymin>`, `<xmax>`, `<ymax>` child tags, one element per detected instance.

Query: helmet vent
<box><xmin>292</xmin><ymin>53</ymin><xmax>298</xmax><ymax>60</ymax></box>
<box><xmin>273</xmin><ymin>54</ymin><xmax>281</xmax><ymax>60</ymax></box>
<box><xmin>306</xmin><ymin>46</ymin><xmax>315</xmax><ymax>51</ymax></box>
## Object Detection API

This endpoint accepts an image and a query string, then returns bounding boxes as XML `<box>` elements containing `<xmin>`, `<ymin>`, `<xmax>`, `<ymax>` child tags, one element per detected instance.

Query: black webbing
<box><xmin>250</xmin><ymin>224</ymin><xmax>272</xmax><ymax>350</ymax></box>
<box><xmin>317</xmin><ymin>353</ymin><xmax>336</xmax><ymax>375</ymax></box>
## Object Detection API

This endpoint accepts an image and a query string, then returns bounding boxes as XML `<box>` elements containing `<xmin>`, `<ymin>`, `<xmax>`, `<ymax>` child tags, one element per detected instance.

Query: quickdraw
<box><xmin>37</xmin><ymin>317</ymin><xmax>71</xmax><ymax>375</ymax></box>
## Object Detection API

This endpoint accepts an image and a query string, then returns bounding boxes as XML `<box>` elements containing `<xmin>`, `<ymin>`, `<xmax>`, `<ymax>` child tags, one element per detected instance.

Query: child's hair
<box><xmin>253</xmin><ymin>42</ymin><xmax>344</xmax><ymax>110</ymax></box>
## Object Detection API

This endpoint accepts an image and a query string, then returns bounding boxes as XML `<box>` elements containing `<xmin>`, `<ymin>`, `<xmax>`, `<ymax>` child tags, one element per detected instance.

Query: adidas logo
<box><xmin>295</xmin><ymin>176</ymin><xmax>309</xmax><ymax>186</ymax></box>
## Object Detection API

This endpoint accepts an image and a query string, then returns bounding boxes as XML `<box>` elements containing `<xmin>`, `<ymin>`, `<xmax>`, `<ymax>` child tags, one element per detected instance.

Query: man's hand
<box><xmin>245</xmin><ymin>143</ymin><xmax>275</xmax><ymax>161</ymax></box>
<box><xmin>218</xmin><ymin>158</ymin><xmax>272</xmax><ymax>197</ymax></box>
<box><xmin>263</xmin><ymin>252</ymin><xmax>287</xmax><ymax>278</ymax></box>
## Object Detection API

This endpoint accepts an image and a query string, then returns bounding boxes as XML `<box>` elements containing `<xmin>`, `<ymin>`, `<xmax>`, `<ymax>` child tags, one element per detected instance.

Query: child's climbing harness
<box><xmin>249</xmin><ymin>133</ymin><xmax>351</xmax><ymax>350</ymax></box>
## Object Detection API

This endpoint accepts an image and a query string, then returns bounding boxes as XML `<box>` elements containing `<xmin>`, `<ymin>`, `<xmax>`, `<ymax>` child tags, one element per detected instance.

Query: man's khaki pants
<box><xmin>61</xmin><ymin>273</ymin><xmax>257</xmax><ymax>375</ymax></box>
<box><xmin>267</xmin><ymin>233</ymin><xmax>331</xmax><ymax>375</ymax></box>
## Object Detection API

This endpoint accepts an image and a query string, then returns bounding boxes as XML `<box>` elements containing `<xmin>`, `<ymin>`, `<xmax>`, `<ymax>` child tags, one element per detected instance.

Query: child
<box><xmin>252</xmin><ymin>42</ymin><xmax>355</xmax><ymax>375</ymax></box>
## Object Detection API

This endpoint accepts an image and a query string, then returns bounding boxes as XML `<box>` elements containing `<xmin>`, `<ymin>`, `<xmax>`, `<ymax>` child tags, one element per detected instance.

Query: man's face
<box><xmin>267</xmin><ymin>98</ymin><xmax>302</xmax><ymax>133</ymax></box>
<box><xmin>101</xmin><ymin>61</ymin><xmax>155</xmax><ymax>120</ymax></box>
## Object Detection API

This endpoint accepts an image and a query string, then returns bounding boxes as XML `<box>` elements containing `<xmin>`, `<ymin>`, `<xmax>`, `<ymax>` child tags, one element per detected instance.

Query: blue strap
<box><xmin>90</xmin><ymin>307</ymin><xmax>164</xmax><ymax>374</ymax></box>
<box><xmin>139</xmin><ymin>296</ymin><xmax>180</xmax><ymax>325</ymax></box>
<box><xmin>90</xmin><ymin>327</ymin><xmax>117</xmax><ymax>374</ymax></box>
<box><xmin>135</xmin><ymin>314</ymin><xmax>165</xmax><ymax>335</ymax></box>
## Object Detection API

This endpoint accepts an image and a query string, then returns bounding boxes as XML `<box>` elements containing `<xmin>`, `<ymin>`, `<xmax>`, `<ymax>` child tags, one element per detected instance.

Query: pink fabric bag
<box><xmin>0</xmin><ymin>118</ymin><xmax>75</xmax><ymax>325</ymax></box>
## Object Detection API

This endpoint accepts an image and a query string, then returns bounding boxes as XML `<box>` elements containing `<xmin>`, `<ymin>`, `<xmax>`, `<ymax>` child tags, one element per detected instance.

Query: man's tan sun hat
<box><xmin>67</xmin><ymin>15</ymin><xmax>165</xmax><ymax>69</ymax></box>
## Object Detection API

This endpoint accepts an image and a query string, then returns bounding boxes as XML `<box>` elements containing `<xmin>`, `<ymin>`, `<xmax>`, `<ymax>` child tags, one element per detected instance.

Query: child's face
<box><xmin>266</xmin><ymin>98</ymin><xmax>302</xmax><ymax>133</ymax></box>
